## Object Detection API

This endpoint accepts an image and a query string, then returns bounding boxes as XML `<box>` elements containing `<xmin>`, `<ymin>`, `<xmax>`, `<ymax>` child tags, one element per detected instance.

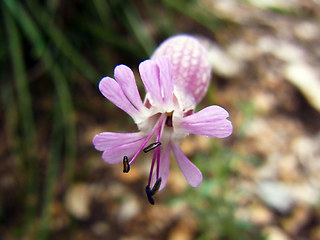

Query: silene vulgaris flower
<box><xmin>93</xmin><ymin>35</ymin><xmax>233</xmax><ymax>204</ymax></box>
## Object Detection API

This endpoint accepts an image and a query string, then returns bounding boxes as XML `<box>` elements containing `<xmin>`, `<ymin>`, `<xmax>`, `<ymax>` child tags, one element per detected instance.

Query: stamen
<box><xmin>155</xmin><ymin>116</ymin><xmax>164</xmax><ymax>180</ymax></box>
<box><xmin>147</xmin><ymin>151</ymin><xmax>158</xmax><ymax>187</ymax></box>
<box><xmin>151</xmin><ymin>177</ymin><xmax>162</xmax><ymax>195</ymax></box>
<box><xmin>147</xmin><ymin>116</ymin><xmax>165</xmax><ymax>187</ymax></box>
<box><xmin>156</xmin><ymin>147</ymin><xmax>160</xmax><ymax>180</ymax></box>
<box><xmin>143</xmin><ymin>142</ymin><xmax>161</xmax><ymax>153</ymax></box>
<box><xmin>145</xmin><ymin>186</ymin><xmax>155</xmax><ymax>205</ymax></box>
<box><xmin>122</xmin><ymin>156</ymin><xmax>130</xmax><ymax>173</ymax></box>
<box><xmin>143</xmin><ymin>114</ymin><xmax>165</xmax><ymax>205</ymax></box>
<box><xmin>129</xmin><ymin>114</ymin><xmax>166</xmax><ymax>165</ymax></box>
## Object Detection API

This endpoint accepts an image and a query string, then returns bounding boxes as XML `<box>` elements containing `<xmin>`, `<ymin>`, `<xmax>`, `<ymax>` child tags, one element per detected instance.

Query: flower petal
<box><xmin>183</xmin><ymin>105</ymin><xmax>229</xmax><ymax>122</ymax></box>
<box><xmin>151</xmin><ymin>144</ymin><xmax>171</xmax><ymax>191</ymax></box>
<box><xmin>154</xmin><ymin>57</ymin><xmax>174</xmax><ymax>104</ymax></box>
<box><xmin>171</xmin><ymin>143</ymin><xmax>202</xmax><ymax>187</ymax></box>
<box><xmin>180</xmin><ymin>105</ymin><xmax>233</xmax><ymax>138</ymax></box>
<box><xmin>99</xmin><ymin>77</ymin><xmax>138</xmax><ymax>117</ymax></box>
<box><xmin>114</xmin><ymin>64</ymin><xmax>145</xmax><ymax>111</ymax></box>
<box><xmin>139</xmin><ymin>60</ymin><xmax>163</xmax><ymax>104</ymax></box>
<box><xmin>93</xmin><ymin>132</ymin><xmax>144</xmax><ymax>151</ymax></box>
<box><xmin>92</xmin><ymin>132</ymin><xmax>146</xmax><ymax>164</ymax></box>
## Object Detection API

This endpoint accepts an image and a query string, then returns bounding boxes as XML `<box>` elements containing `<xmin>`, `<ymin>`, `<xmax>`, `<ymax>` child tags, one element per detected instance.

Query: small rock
<box><xmin>257</xmin><ymin>37</ymin><xmax>305</xmax><ymax>63</ymax></box>
<box><xmin>294</xmin><ymin>21</ymin><xmax>319</xmax><ymax>41</ymax></box>
<box><xmin>272</xmin><ymin>42</ymin><xmax>305</xmax><ymax>63</ymax></box>
<box><xmin>207</xmin><ymin>43</ymin><xmax>243</xmax><ymax>77</ymax></box>
<box><xmin>91</xmin><ymin>221</ymin><xmax>110</xmax><ymax>236</ymax></box>
<box><xmin>252</xmin><ymin>91</ymin><xmax>276</xmax><ymax>114</ymax></box>
<box><xmin>228</xmin><ymin>40</ymin><xmax>257</xmax><ymax>61</ymax></box>
<box><xmin>117</xmin><ymin>194</ymin><xmax>141</xmax><ymax>223</ymax></box>
<box><xmin>290</xmin><ymin>183</ymin><xmax>318</xmax><ymax>205</ymax></box>
<box><xmin>284</xmin><ymin>62</ymin><xmax>320</xmax><ymax>112</ymax></box>
<box><xmin>249</xmin><ymin>204</ymin><xmax>274</xmax><ymax>225</ymax></box>
<box><xmin>248</xmin><ymin>0</ymin><xmax>296</xmax><ymax>10</ymax></box>
<box><xmin>65</xmin><ymin>183</ymin><xmax>91</xmax><ymax>220</ymax></box>
<box><xmin>263</xmin><ymin>226</ymin><xmax>291</xmax><ymax>240</ymax></box>
<box><xmin>292</xmin><ymin>136</ymin><xmax>320</xmax><ymax>186</ymax></box>
<box><xmin>278</xmin><ymin>154</ymin><xmax>302</xmax><ymax>182</ymax></box>
<box><xmin>257</xmin><ymin>181</ymin><xmax>295</xmax><ymax>214</ymax></box>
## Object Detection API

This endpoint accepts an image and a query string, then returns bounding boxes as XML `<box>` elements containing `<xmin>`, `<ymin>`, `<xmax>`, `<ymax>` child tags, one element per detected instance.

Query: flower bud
<box><xmin>152</xmin><ymin>35</ymin><xmax>211</xmax><ymax>106</ymax></box>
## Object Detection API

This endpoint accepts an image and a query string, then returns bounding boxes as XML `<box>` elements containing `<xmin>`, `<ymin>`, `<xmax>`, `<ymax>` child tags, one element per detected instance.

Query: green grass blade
<box><xmin>3</xmin><ymin>0</ymin><xmax>45</xmax><ymax>57</ymax></box>
<box><xmin>107</xmin><ymin>0</ymin><xmax>156</xmax><ymax>57</ymax></box>
<box><xmin>4</xmin><ymin>0</ymin><xmax>77</xmax><ymax>182</ymax></box>
<box><xmin>18</xmin><ymin>0</ymin><xmax>98</xmax><ymax>82</ymax></box>
<box><xmin>123</xmin><ymin>3</ymin><xmax>156</xmax><ymax>56</ymax></box>
<box><xmin>41</xmin><ymin>48</ymin><xmax>77</xmax><ymax>184</ymax></box>
<box><xmin>93</xmin><ymin>0</ymin><xmax>110</xmax><ymax>24</ymax></box>
<box><xmin>162</xmin><ymin>0</ymin><xmax>231</xmax><ymax>32</ymax></box>
<box><xmin>38</xmin><ymin>102</ymin><xmax>64</xmax><ymax>240</ymax></box>
<box><xmin>3</xmin><ymin>6</ymin><xmax>39</xmax><ymax>236</ymax></box>
<box><xmin>0</xmin><ymin>82</ymin><xmax>21</xmax><ymax>170</ymax></box>
<box><xmin>5</xmin><ymin>0</ymin><xmax>98</xmax><ymax>82</ymax></box>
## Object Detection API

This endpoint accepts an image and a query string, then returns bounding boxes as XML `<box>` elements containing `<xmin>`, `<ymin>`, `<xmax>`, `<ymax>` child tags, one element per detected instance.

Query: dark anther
<box><xmin>123</xmin><ymin>156</ymin><xmax>130</xmax><ymax>173</ymax></box>
<box><xmin>151</xmin><ymin>177</ymin><xmax>162</xmax><ymax>196</ymax></box>
<box><xmin>145</xmin><ymin>186</ymin><xmax>155</xmax><ymax>205</ymax></box>
<box><xmin>143</xmin><ymin>142</ymin><xmax>161</xmax><ymax>153</ymax></box>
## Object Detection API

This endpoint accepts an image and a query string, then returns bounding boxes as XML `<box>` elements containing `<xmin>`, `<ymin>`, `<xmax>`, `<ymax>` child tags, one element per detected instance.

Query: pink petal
<box><xmin>92</xmin><ymin>132</ymin><xmax>146</xmax><ymax>164</ymax></box>
<box><xmin>154</xmin><ymin>57</ymin><xmax>174</xmax><ymax>103</ymax></box>
<box><xmin>93</xmin><ymin>132</ymin><xmax>144</xmax><ymax>151</ymax></box>
<box><xmin>99</xmin><ymin>77</ymin><xmax>138</xmax><ymax>117</ymax></box>
<box><xmin>114</xmin><ymin>65</ymin><xmax>145</xmax><ymax>111</ymax></box>
<box><xmin>139</xmin><ymin>60</ymin><xmax>163</xmax><ymax>104</ymax></box>
<box><xmin>181</xmin><ymin>106</ymin><xmax>233</xmax><ymax>138</ymax></box>
<box><xmin>171</xmin><ymin>144</ymin><xmax>202</xmax><ymax>187</ymax></box>
<box><xmin>183</xmin><ymin>105</ymin><xmax>229</xmax><ymax>122</ymax></box>
<box><xmin>151</xmin><ymin>144</ymin><xmax>171</xmax><ymax>191</ymax></box>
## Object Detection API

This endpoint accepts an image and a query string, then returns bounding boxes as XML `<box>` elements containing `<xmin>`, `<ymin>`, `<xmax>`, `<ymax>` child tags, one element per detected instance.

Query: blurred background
<box><xmin>1</xmin><ymin>0</ymin><xmax>320</xmax><ymax>239</ymax></box>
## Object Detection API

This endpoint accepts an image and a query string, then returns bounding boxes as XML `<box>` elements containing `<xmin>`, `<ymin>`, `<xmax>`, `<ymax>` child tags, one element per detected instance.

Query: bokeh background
<box><xmin>1</xmin><ymin>0</ymin><xmax>320</xmax><ymax>239</ymax></box>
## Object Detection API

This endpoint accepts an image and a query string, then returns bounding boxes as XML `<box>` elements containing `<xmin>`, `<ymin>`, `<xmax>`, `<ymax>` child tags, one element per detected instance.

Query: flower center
<box><xmin>165</xmin><ymin>111</ymin><xmax>173</xmax><ymax>127</ymax></box>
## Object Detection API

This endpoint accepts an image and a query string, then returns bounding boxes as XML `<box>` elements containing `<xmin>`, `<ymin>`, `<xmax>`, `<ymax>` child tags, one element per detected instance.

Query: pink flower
<box><xmin>93</xmin><ymin>35</ymin><xmax>233</xmax><ymax>204</ymax></box>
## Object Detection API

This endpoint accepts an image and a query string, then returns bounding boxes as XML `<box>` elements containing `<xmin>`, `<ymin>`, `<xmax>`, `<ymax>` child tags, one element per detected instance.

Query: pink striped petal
<box><xmin>99</xmin><ymin>77</ymin><xmax>138</xmax><ymax>117</ymax></box>
<box><xmin>114</xmin><ymin>65</ymin><xmax>145</xmax><ymax>111</ymax></box>
<box><xmin>93</xmin><ymin>132</ymin><xmax>145</xmax><ymax>151</ymax></box>
<box><xmin>139</xmin><ymin>60</ymin><xmax>163</xmax><ymax>104</ymax></box>
<box><xmin>183</xmin><ymin>105</ymin><xmax>229</xmax><ymax>122</ymax></box>
<box><xmin>171</xmin><ymin>144</ymin><xmax>202</xmax><ymax>187</ymax></box>
<box><xmin>181</xmin><ymin>106</ymin><xmax>233</xmax><ymax>138</ymax></box>
<box><xmin>154</xmin><ymin>57</ymin><xmax>174</xmax><ymax>103</ymax></box>
<box><xmin>93</xmin><ymin>132</ymin><xmax>146</xmax><ymax>164</ymax></box>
